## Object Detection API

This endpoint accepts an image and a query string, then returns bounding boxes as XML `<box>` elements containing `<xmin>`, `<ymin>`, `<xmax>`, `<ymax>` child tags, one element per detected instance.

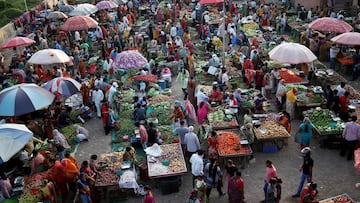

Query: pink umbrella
<box><xmin>1</xmin><ymin>37</ymin><xmax>35</xmax><ymax>49</ymax></box>
<box><xmin>269</xmin><ymin>42</ymin><xmax>317</xmax><ymax>64</ymax></box>
<box><xmin>309</xmin><ymin>17</ymin><xmax>353</xmax><ymax>33</ymax></box>
<box><xmin>61</xmin><ymin>16</ymin><xmax>98</xmax><ymax>31</ymax></box>
<box><xmin>199</xmin><ymin>0</ymin><xmax>223</xmax><ymax>4</ymax></box>
<box><xmin>111</xmin><ymin>50</ymin><xmax>148</xmax><ymax>70</ymax></box>
<box><xmin>96</xmin><ymin>1</ymin><xmax>118</xmax><ymax>10</ymax></box>
<box><xmin>331</xmin><ymin>32</ymin><xmax>360</xmax><ymax>46</ymax></box>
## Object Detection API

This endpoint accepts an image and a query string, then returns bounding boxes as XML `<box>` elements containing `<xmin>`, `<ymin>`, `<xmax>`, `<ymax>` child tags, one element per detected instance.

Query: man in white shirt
<box><xmin>108</xmin><ymin>82</ymin><xmax>118</xmax><ymax>104</ymax></box>
<box><xmin>74</xmin><ymin>31</ymin><xmax>81</xmax><ymax>42</ymax></box>
<box><xmin>170</xmin><ymin>25</ymin><xmax>177</xmax><ymax>39</ymax></box>
<box><xmin>175</xmin><ymin>36</ymin><xmax>183</xmax><ymax>48</ymax></box>
<box><xmin>329</xmin><ymin>44</ymin><xmax>339</xmax><ymax>69</ymax></box>
<box><xmin>189</xmin><ymin>149</ymin><xmax>204</xmax><ymax>187</ymax></box>
<box><xmin>92</xmin><ymin>87</ymin><xmax>104</xmax><ymax>118</ymax></box>
<box><xmin>336</xmin><ymin>82</ymin><xmax>346</xmax><ymax>97</ymax></box>
<box><xmin>204</xmin><ymin>12</ymin><xmax>210</xmax><ymax>24</ymax></box>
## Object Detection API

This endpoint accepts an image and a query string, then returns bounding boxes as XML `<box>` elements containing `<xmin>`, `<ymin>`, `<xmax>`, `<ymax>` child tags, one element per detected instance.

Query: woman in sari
<box><xmin>228</xmin><ymin>171</ymin><xmax>245</xmax><ymax>203</ymax></box>
<box><xmin>170</xmin><ymin>105</ymin><xmax>185</xmax><ymax>124</ymax></box>
<box><xmin>143</xmin><ymin>185</ymin><xmax>156</xmax><ymax>203</ymax></box>
<box><xmin>207</xmin><ymin>131</ymin><xmax>218</xmax><ymax>160</ymax></box>
<box><xmin>197</xmin><ymin>101</ymin><xmax>210</xmax><ymax>125</ymax></box>
<box><xmin>185</xmin><ymin>99</ymin><xmax>197</xmax><ymax>126</ymax></box>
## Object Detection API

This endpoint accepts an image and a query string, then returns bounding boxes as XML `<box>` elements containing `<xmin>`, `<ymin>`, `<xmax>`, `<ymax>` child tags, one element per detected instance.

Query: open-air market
<box><xmin>1</xmin><ymin>0</ymin><xmax>360</xmax><ymax>202</ymax></box>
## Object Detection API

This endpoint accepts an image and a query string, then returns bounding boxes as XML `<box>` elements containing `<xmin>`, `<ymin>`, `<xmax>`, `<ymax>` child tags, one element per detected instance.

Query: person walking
<box><xmin>176</xmin><ymin>68</ymin><xmax>190</xmax><ymax>100</ymax></box>
<box><xmin>174</xmin><ymin>120</ymin><xmax>189</xmax><ymax>152</ymax></box>
<box><xmin>228</xmin><ymin>170</ymin><xmax>245</xmax><ymax>203</ymax></box>
<box><xmin>292</xmin><ymin>147</ymin><xmax>314</xmax><ymax>198</ymax></box>
<box><xmin>204</xmin><ymin>159</ymin><xmax>225</xmax><ymax>198</ymax></box>
<box><xmin>262</xmin><ymin>160</ymin><xmax>278</xmax><ymax>202</ymax></box>
<box><xmin>184</xmin><ymin>126</ymin><xmax>201</xmax><ymax>159</ymax></box>
<box><xmin>298</xmin><ymin>117</ymin><xmax>314</xmax><ymax>149</ymax></box>
<box><xmin>340</xmin><ymin>116</ymin><xmax>360</xmax><ymax>160</ymax></box>
<box><xmin>190</xmin><ymin>150</ymin><xmax>204</xmax><ymax>188</ymax></box>
<box><xmin>92</xmin><ymin>87</ymin><xmax>104</xmax><ymax>119</ymax></box>
<box><xmin>143</xmin><ymin>185</ymin><xmax>156</xmax><ymax>203</ymax></box>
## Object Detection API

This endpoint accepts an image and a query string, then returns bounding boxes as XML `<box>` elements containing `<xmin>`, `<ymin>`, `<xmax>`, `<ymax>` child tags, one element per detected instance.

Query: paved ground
<box><xmin>77</xmin><ymin>74</ymin><xmax>360</xmax><ymax>203</ymax></box>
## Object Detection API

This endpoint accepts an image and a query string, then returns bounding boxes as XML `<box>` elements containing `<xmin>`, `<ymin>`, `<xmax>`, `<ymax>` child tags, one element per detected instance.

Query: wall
<box><xmin>294</xmin><ymin>0</ymin><xmax>321</xmax><ymax>10</ymax></box>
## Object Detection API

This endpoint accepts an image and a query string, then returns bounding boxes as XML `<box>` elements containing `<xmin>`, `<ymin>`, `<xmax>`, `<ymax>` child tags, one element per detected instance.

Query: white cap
<box><xmin>189</xmin><ymin>126</ymin><xmax>194</xmax><ymax>132</ymax></box>
<box><xmin>112</xmin><ymin>82</ymin><xmax>119</xmax><ymax>87</ymax></box>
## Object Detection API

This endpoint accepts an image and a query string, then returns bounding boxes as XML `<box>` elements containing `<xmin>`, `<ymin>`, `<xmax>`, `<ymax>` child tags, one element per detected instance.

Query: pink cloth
<box><xmin>185</xmin><ymin>100</ymin><xmax>197</xmax><ymax>122</ymax></box>
<box><xmin>0</xmin><ymin>178</ymin><xmax>12</xmax><ymax>198</ymax></box>
<box><xmin>197</xmin><ymin>102</ymin><xmax>209</xmax><ymax>124</ymax></box>
<box><xmin>265</xmin><ymin>164</ymin><xmax>278</xmax><ymax>183</ymax></box>
<box><xmin>31</xmin><ymin>154</ymin><xmax>45</xmax><ymax>174</ymax></box>
<box><xmin>139</xmin><ymin>125</ymin><xmax>148</xmax><ymax>143</ymax></box>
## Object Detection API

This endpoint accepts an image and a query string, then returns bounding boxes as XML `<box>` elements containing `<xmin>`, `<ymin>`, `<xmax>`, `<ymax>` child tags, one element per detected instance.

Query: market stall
<box><xmin>215</xmin><ymin>129</ymin><xmax>253</xmax><ymax>168</ymax></box>
<box><xmin>319</xmin><ymin>193</ymin><xmax>355</xmax><ymax>203</ymax></box>
<box><xmin>278</xmin><ymin>68</ymin><xmax>308</xmax><ymax>84</ymax></box>
<box><xmin>208</xmin><ymin>109</ymin><xmax>239</xmax><ymax>130</ymax></box>
<box><xmin>253</xmin><ymin>121</ymin><xmax>291</xmax><ymax>152</ymax></box>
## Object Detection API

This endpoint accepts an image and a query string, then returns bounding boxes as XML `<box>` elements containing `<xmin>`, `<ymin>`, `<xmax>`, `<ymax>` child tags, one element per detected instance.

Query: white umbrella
<box><xmin>28</xmin><ymin>49</ymin><xmax>70</xmax><ymax>64</ymax></box>
<box><xmin>46</xmin><ymin>11</ymin><xmax>68</xmax><ymax>20</ymax></box>
<box><xmin>69</xmin><ymin>3</ymin><xmax>99</xmax><ymax>16</ymax></box>
<box><xmin>269</xmin><ymin>42</ymin><xmax>317</xmax><ymax>64</ymax></box>
<box><xmin>0</xmin><ymin>124</ymin><xmax>33</xmax><ymax>163</ymax></box>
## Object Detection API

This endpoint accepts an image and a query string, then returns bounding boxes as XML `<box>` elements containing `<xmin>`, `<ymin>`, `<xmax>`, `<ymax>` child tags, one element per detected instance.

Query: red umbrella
<box><xmin>1</xmin><ymin>37</ymin><xmax>35</xmax><ymax>49</ymax></box>
<box><xmin>309</xmin><ymin>17</ymin><xmax>353</xmax><ymax>33</ymax></box>
<box><xmin>199</xmin><ymin>0</ymin><xmax>223</xmax><ymax>4</ymax></box>
<box><xmin>61</xmin><ymin>16</ymin><xmax>98</xmax><ymax>31</ymax></box>
<box><xmin>131</xmin><ymin>74</ymin><xmax>158</xmax><ymax>83</ymax></box>
<box><xmin>331</xmin><ymin>32</ymin><xmax>360</xmax><ymax>46</ymax></box>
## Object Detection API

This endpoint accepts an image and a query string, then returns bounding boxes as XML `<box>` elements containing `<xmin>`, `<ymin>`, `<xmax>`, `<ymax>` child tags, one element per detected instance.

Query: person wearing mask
<box><xmin>298</xmin><ymin>117</ymin><xmax>314</xmax><ymax>149</ymax></box>
<box><xmin>228</xmin><ymin>170</ymin><xmax>245</xmax><ymax>203</ymax></box>
<box><xmin>174</xmin><ymin>120</ymin><xmax>189</xmax><ymax>151</ymax></box>
<box><xmin>340</xmin><ymin>116</ymin><xmax>360</xmax><ymax>160</ymax></box>
<box><xmin>92</xmin><ymin>87</ymin><xmax>104</xmax><ymax>119</ymax></box>
<box><xmin>292</xmin><ymin>147</ymin><xmax>314</xmax><ymax>198</ymax></box>
<box><xmin>190</xmin><ymin>149</ymin><xmax>204</xmax><ymax>187</ymax></box>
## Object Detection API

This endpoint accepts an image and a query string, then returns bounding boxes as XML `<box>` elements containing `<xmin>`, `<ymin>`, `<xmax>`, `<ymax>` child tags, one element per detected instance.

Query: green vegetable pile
<box><xmin>121</xmin><ymin>89</ymin><xmax>136</xmax><ymax>103</ymax></box>
<box><xmin>113</xmin><ymin>118</ymin><xmax>135</xmax><ymax>142</ymax></box>
<box><xmin>158</xmin><ymin>125</ymin><xmax>175</xmax><ymax>144</ymax></box>
<box><xmin>303</xmin><ymin>108</ymin><xmax>344</xmax><ymax>135</ymax></box>
<box><xmin>208</xmin><ymin>110</ymin><xmax>225</xmax><ymax>123</ymax></box>
<box><xmin>285</xmin><ymin>84</ymin><xmax>308</xmax><ymax>92</ymax></box>
<box><xmin>297</xmin><ymin>93</ymin><xmax>323</xmax><ymax>105</ymax></box>
<box><xmin>241</xmin><ymin>100</ymin><xmax>255</xmax><ymax>108</ymax></box>
<box><xmin>150</xmin><ymin>102</ymin><xmax>172</xmax><ymax>125</ymax></box>
<box><xmin>119</xmin><ymin>103</ymin><xmax>134</xmax><ymax>118</ymax></box>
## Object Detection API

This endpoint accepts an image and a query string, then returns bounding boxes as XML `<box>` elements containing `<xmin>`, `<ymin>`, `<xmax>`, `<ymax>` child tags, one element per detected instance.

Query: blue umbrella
<box><xmin>59</xmin><ymin>5</ymin><xmax>75</xmax><ymax>13</ymax></box>
<box><xmin>0</xmin><ymin>83</ymin><xmax>55</xmax><ymax>116</ymax></box>
<box><xmin>0</xmin><ymin>123</ymin><xmax>33</xmax><ymax>163</ymax></box>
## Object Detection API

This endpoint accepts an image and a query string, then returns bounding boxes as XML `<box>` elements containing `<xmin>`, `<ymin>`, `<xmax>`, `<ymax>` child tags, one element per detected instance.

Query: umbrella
<box><xmin>59</xmin><ymin>5</ymin><xmax>75</xmax><ymax>13</ymax></box>
<box><xmin>331</xmin><ymin>32</ymin><xmax>360</xmax><ymax>46</ymax></box>
<box><xmin>309</xmin><ymin>17</ymin><xmax>353</xmax><ymax>33</ymax></box>
<box><xmin>43</xmin><ymin>77</ymin><xmax>81</xmax><ymax>98</ymax></box>
<box><xmin>69</xmin><ymin>3</ymin><xmax>98</xmax><ymax>16</ymax></box>
<box><xmin>28</xmin><ymin>49</ymin><xmax>70</xmax><ymax>64</ymax></box>
<box><xmin>1</xmin><ymin>37</ymin><xmax>35</xmax><ymax>49</ymax></box>
<box><xmin>0</xmin><ymin>83</ymin><xmax>55</xmax><ymax>116</ymax></box>
<box><xmin>46</xmin><ymin>11</ymin><xmax>68</xmax><ymax>20</ymax></box>
<box><xmin>61</xmin><ymin>16</ymin><xmax>98</xmax><ymax>31</ymax></box>
<box><xmin>199</xmin><ymin>0</ymin><xmax>223</xmax><ymax>4</ymax></box>
<box><xmin>0</xmin><ymin>124</ymin><xmax>33</xmax><ymax>163</ymax></box>
<box><xmin>112</xmin><ymin>50</ymin><xmax>148</xmax><ymax>70</ymax></box>
<box><xmin>96</xmin><ymin>1</ymin><xmax>118</xmax><ymax>10</ymax></box>
<box><xmin>131</xmin><ymin>74</ymin><xmax>158</xmax><ymax>83</ymax></box>
<box><xmin>269</xmin><ymin>42</ymin><xmax>317</xmax><ymax>64</ymax></box>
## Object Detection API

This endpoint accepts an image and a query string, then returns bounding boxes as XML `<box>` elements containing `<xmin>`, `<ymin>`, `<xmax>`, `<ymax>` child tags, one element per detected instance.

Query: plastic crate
<box><xmin>262</xmin><ymin>144</ymin><xmax>278</xmax><ymax>153</ymax></box>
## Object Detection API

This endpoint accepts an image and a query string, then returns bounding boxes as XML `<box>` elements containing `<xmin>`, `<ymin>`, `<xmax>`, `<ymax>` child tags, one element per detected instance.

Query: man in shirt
<box><xmin>340</xmin><ymin>116</ymin><xmax>360</xmax><ymax>160</ymax></box>
<box><xmin>329</xmin><ymin>44</ymin><xmax>339</xmax><ymax>69</ymax></box>
<box><xmin>174</xmin><ymin>120</ymin><xmax>189</xmax><ymax>152</ymax></box>
<box><xmin>262</xmin><ymin>160</ymin><xmax>278</xmax><ymax>202</ymax></box>
<box><xmin>184</xmin><ymin>126</ymin><xmax>201</xmax><ymax>159</ymax></box>
<box><xmin>92</xmin><ymin>87</ymin><xmax>104</xmax><ymax>118</ymax></box>
<box><xmin>293</xmin><ymin>147</ymin><xmax>313</xmax><ymax>198</ymax></box>
<box><xmin>189</xmin><ymin>149</ymin><xmax>204</xmax><ymax>187</ymax></box>
<box><xmin>336</xmin><ymin>82</ymin><xmax>346</xmax><ymax>97</ymax></box>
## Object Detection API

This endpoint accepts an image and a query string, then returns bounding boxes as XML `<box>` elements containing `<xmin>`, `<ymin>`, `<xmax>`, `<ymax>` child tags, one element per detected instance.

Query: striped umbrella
<box><xmin>0</xmin><ymin>83</ymin><xmax>55</xmax><ymax>116</ymax></box>
<box><xmin>42</xmin><ymin>77</ymin><xmax>81</xmax><ymax>98</ymax></box>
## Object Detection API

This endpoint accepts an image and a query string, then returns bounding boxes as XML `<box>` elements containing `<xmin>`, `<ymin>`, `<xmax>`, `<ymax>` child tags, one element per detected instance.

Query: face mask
<box><xmin>196</xmin><ymin>179</ymin><xmax>203</xmax><ymax>188</ymax></box>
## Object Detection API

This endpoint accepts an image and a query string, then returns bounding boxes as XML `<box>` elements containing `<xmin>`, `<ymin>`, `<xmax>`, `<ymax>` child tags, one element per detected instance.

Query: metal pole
<box><xmin>222</xmin><ymin>0</ymin><xmax>225</xmax><ymax>67</ymax></box>
<box><xmin>24</xmin><ymin>0</ymin><xmax>29</xmax><ymax>12</ymax></box>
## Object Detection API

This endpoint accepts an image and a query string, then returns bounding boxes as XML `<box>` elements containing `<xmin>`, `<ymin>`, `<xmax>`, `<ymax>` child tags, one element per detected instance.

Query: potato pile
<box><xmin>96</xmin><ymin>169</ymin><xmax>120</xmax><ymax>186</ymax></box>
<box><xmin>169</xmin><ymin>159</ymin><xmax>185</xmax><ymax>172</ymax></box>
<box><xmin>254</xmin><ymin>121</ymin><xmax>290</xmax><ymax>139</ymax></box>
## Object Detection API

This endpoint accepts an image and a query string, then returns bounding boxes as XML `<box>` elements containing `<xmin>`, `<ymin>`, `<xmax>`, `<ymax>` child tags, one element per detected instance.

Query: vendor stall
<box><xmin>253</xmin><ymin>121</ymin><xmax>291</xmax><ymax>152</ymax></box>
<box><xmin>319</xmin><ymin>193</ymin><xmax>355</xmax><ymax>203</ymax></box>
<box><xmin>208</xmin><ymin>109</ymin><xmax>239</xmax><ymax>130</ymax></box>
<box><xmin>215</xmin><ymin>129</ymin><xmax>253</xmax><ymax>168</ymax></box>
<box><xmin>278</xmin><ymin>68</ymin><xmax>308</xmax><ymax>84</ymax></box>
<box><xmin>303</xmin><ymin>108</ymin><xmax>345</xmax><ymax>148</ymax></box>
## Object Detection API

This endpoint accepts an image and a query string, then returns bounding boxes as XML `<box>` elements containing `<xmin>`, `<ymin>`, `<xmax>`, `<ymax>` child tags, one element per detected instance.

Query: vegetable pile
<box><xmin>241</xmin><ymin>100</ymin><xmax>255</xmax><ymax>108</ymax></box>
<box><xmin>211</xmin><ymin>120</ymin><xmax>238</xmax><ymax>129</ymax></box>
<box><xmin>149</xmin><ymin>94</ymin><xmax>174</xmax><ymax>105</ymax></box>
<box><xmin>150</xmin><ymin>102</ymin><xmax>172</xmax><ymax>125</ymax></box>
<box><xmin>119</xmin><ymin>103</ymin><xmax>134</xmax><ymax>117</ymax></box>
<box><xmin>279</xmin><ymin>68</ymin><xmax>304</xmax><ymax>83</ymax></box>
<box><xmin>121</xmin><ymin>89</ymin><xmax>136</xmax><ymax>103</ymax></box>
<box><xmin>254</xmin><ymin>121</ymin><xmax>290</xmax><ymax>139</ymax></box>
<box><xmin>99</xmin><ymin>152</ymin><xmax>124</xmax><ymax>168</ymax></box>
<box><xmin>114</xmin><ymin>118</ymin><xmax>135</xmax><ymax>142</ymax></box>
<box><xmin>216</xmin><ymin>131</ymin><xmax>246</xmax><ymax>155</ymax></box>
<box><xmin>303</xmin><ymin>108</ymin><xmax>344</xmax><ymax>135</ymax></box>
<box><xmin>96</xmin><ymin>168</ymin><xmax>120</xmax><ymax>186</ymax></box>
<box><xmin>208</xmin><ymin>110</ymin><xmax>225</xmax><ymax>123</ymax></box>
<box><xmin>297</xmin><ymin>93</ymin><xmax>323</xmax><ymax>105</ymax></box>
<box><xmin>158</xmin><ymin>125</ymin><xmax>175</xmax><ymax>144</ymax></box>
<box><xmin>320</xmin><ymin>194</ymin><xmax>354</xmax><ymax>203</ymax></box>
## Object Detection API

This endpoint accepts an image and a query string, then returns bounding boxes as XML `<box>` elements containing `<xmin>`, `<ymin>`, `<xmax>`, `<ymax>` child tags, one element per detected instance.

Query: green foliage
<box><xmin>0</xmin><ymin>0</ymin><xmax>42</xmax><ymax>27</ymax></box>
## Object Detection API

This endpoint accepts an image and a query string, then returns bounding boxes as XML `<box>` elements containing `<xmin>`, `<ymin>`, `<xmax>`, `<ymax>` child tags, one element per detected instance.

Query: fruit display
<box><xmin>99</xmin><ymin>152</ymin><xmax>124</xmax><ymax>168</ymax></box>
<box><xmin>254</xmin><ymin>121</ymin><xmax>290</xmax><ymax>139</ymax></box>
<box><xmin>303</xmin><ymin>108</ymin><xmax>344</xmax><ymax>135</ymax></box>
<box><xmin>319</xmin><ymin>194</ymin><xmax>354</xmax><ymax>203</ymax></box>
<box><xmin>208</xmin><ymin>110</ymin><xmax>225</xmax><ymax>123</ymax></box>
<box><xmin>95</xmin><ymin>168</ymin><xmax>121</xmax><ymax>186</ymax></box>
<box><xmin>150</xmin><ymin>102</ymin><xmax>172</xmax><ymax>125</ymax></box>
<box><xmin>148</xmin><ymin>143</ymin><xmax>187</xmax><ymax>177</ymax></box>
<box><xmin>216</xmin><ymin>131</ymin><xmax>241</xmax><ymax>155</ymax></box>
<box><xmin>279</xmin><ymin>68</ymin><xmax>304</xmax><ymax>84</ymax></box>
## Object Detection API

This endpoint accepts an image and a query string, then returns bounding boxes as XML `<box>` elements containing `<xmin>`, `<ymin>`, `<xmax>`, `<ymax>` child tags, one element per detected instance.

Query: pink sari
<box><xmin>197</xmin><ymin>102</ymin><xmax>209</xmax><ymax>125</ymax></box>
